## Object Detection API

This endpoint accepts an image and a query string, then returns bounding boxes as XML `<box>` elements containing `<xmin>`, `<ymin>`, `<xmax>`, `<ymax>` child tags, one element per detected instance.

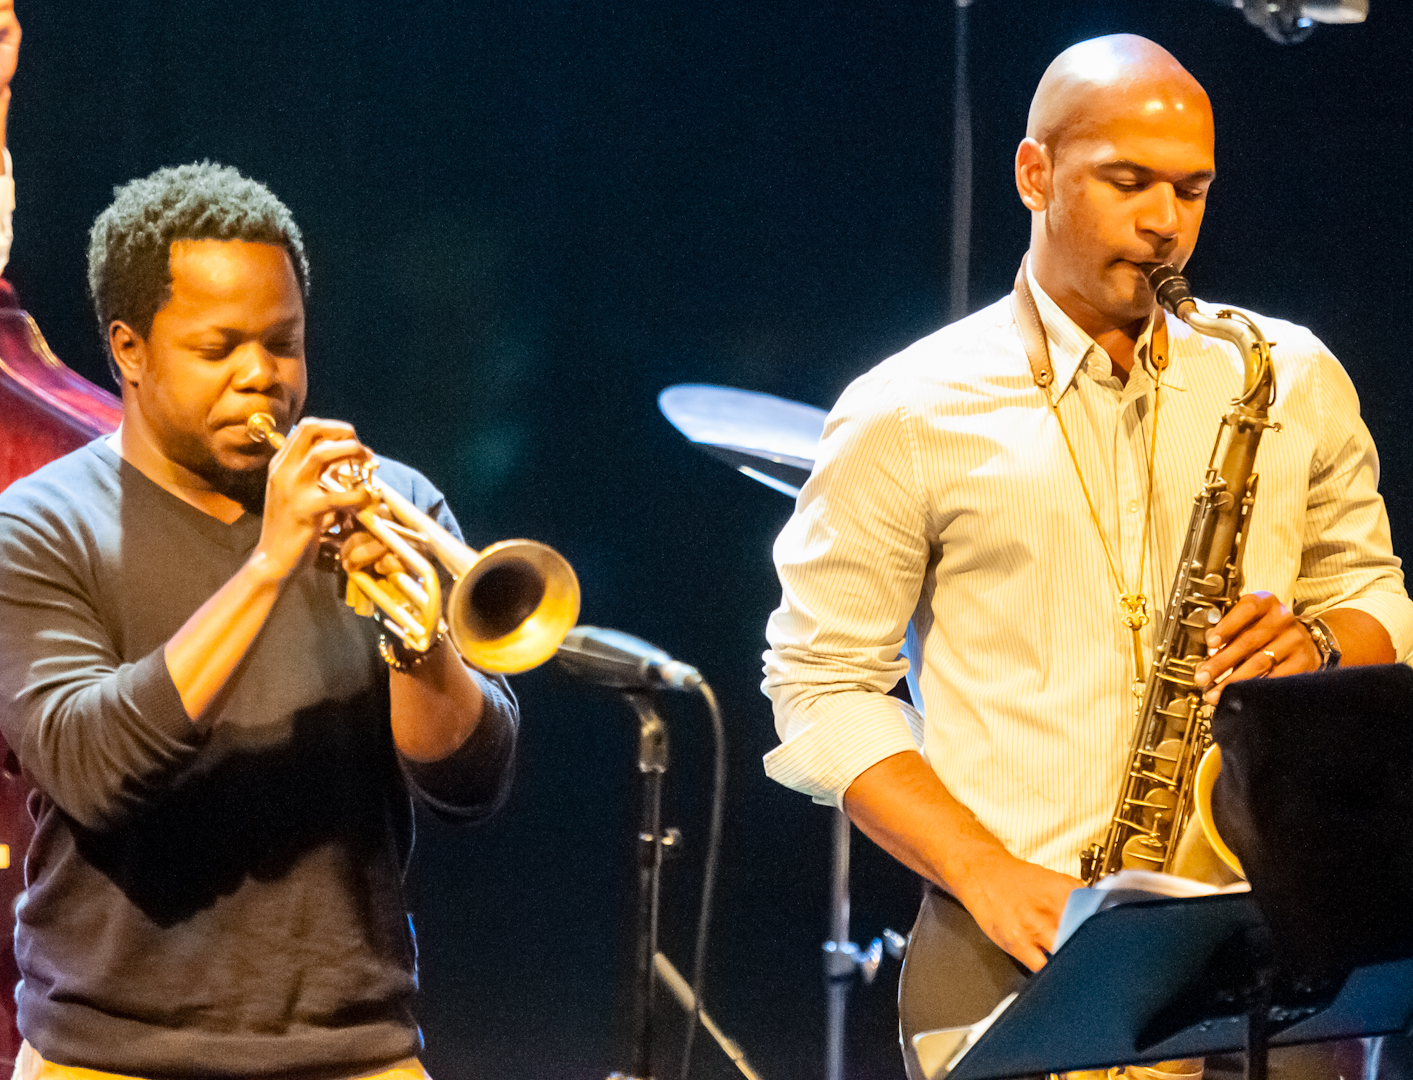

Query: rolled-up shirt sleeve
<box><xmin>1294</xmin><ymin>344</ymin><xmax>1413</xmax><ymax>660</ymax></box>
<box><xmin>762</xmin><ymin>372</ymin><xmax>930</xmax><ymax>808</ymax></box>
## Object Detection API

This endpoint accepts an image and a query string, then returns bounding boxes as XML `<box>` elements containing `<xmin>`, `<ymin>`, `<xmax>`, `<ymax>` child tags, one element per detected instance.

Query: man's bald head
<box><xmin>1027</xmin><ymin>34</ymin><xmax>1211</xmax><ymax>160</ymax></box>
<box><xmin>1014</xmin><ymin>34</ymin><xmax>1217</xmax><ymax>343</ymax></box>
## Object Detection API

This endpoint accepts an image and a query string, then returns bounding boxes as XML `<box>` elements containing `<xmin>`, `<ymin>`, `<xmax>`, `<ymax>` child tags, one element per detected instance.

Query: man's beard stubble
<box><xmin>166</xmin><ymin>428</ymin><xmax>270</xmax><ymax>515</ymax></box>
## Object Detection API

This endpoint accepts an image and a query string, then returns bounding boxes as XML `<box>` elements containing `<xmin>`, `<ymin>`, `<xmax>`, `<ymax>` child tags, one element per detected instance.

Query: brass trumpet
<box><xmin>246</xmin><ymin>412</ymin><xmax>580</xmax><ymax>674</ymax></box>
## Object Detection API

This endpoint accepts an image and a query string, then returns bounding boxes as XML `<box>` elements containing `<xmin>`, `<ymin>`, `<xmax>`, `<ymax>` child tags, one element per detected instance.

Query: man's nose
<box><xmin>230</xmin><ymin>343</ymin><xmax>282</xmax><ymax>392</ymax></box>
<box><xmin>1137</xmin><ymin>183</ymin><xmax>1181</xmax><ymax>238</ymax></box>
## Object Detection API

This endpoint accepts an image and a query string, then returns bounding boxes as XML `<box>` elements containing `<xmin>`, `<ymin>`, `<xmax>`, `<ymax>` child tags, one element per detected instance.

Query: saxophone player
<box><xmin>762</xmin><ymin>33</ymin><xmax>1410</xmax><ymax>1080</ymax></box>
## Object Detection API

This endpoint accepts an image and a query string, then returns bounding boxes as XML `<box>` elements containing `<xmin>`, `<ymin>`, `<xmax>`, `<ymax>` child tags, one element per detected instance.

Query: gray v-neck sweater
<box><xmin>0</xmin><ymin>440</ymin><xmax>516</xmax><ymax>1077</ymax></box>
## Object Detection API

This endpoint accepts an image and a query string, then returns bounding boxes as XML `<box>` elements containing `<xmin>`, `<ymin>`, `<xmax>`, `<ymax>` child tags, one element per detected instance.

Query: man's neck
<box><xmin>1092</xmin><ymin>325</ymin><xmax>1145</xmax><ymax>384</ymax></box>
<box><xmin>1030</xmin><ymin>261</ymin><xmax>1149</xmax><ymax>382</ymax></box>
<box><xmin>114</xmin><ymin>421</ymin><xmax>248</xmax><ymax>525</ymax></box>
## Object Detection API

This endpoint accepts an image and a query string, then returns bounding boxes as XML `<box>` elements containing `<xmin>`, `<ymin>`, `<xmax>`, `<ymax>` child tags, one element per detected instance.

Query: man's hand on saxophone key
<box><xmin>1192</xmin><ymin>591</ymin><xmax>1322</xmax><ymax>704</ymax></box>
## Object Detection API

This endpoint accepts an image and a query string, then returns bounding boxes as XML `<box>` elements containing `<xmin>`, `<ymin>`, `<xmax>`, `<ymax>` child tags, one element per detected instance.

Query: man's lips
<box><xmin>219</xmin><ymin>416</ymin><xmax>284</xmax><ymax>449</ymax></box>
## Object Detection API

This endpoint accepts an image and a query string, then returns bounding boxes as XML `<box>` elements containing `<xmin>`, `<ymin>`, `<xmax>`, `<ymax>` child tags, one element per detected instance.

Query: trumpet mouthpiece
<box><xmin>246</xmin><ymin>412</ymin><xmax>285</xmax><ymax>449</ymax></box>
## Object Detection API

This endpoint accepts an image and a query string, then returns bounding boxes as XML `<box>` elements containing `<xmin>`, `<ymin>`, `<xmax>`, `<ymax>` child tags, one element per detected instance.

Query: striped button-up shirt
<box><xmin>762</xmin><ymin>265</ymin><xmax>1413</xmax><ymax>875</ymax></box>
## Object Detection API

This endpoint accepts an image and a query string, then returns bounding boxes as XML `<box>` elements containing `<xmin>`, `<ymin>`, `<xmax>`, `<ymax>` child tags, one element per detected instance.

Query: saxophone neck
<box><xmin>1186</xmin><ymin>308</ymin><xmax>1274</xmax><ymax>407</ymax></box>
<box><xmin>1148</xmin><ymin>264</ymin><xmax>1275</xmax><ymax>408</ymax></box>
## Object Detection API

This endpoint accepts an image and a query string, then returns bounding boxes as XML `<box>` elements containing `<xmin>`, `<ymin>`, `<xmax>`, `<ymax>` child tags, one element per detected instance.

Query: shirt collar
<box><xmin>1022</xmin><ymin>259</ymin><xmax>1184</xmax><ymax>396</ymax></box>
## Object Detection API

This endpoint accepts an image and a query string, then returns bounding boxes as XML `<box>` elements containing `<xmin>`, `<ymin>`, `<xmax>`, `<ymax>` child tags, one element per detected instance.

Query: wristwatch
<box><xmin>1302</xmin><ymin>615</ymin><xmax>1342</xmax><ymax>670</ymax></box>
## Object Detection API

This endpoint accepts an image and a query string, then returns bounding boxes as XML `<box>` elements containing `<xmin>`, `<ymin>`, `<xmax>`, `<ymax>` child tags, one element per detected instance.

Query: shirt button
<box><xmin>1127</xmin><ymin>499</ymin><xmax>1140</xmax><ymax>514</ymax></box>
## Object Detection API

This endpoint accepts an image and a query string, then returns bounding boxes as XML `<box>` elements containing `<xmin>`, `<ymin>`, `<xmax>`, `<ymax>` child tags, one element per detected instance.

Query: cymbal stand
<box><xmin>610</xmin><ymin>692</ymin><xmax>671</xmax><ymax>1080</ymax></box>
<box><xmin>824</xmin><ymin>808</ymin><xmax>907</xmax><ymax>1080</ymax></box>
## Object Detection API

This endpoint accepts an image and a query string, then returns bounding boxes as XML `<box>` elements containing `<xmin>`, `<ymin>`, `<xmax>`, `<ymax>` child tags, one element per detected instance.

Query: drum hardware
<box><xmin>660</xmin><ymin>384</ymin><xmax>909</xmax><ymax>1080</ymax></box>
<box><xmin>826</xmin><ymin>919</ymin><xmax>908</xmax><ymax>987</ymax></box>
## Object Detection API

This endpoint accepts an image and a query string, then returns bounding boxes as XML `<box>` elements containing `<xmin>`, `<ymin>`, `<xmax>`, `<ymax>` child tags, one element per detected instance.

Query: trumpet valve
<box><xmin>347</xmin><ymin>577</ymin><xmax>377</xmax><ymax>619</ymax></box>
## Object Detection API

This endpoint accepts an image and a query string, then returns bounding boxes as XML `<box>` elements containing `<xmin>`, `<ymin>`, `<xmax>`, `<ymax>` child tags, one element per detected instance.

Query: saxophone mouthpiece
<box><xmin>1147</xmin><ymin>264</ymin><xmax>1197</xmax><ymax>318</ymax></box>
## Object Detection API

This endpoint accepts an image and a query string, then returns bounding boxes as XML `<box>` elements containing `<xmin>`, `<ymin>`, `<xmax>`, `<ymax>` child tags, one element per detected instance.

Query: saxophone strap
<box><xmin>1011</xmin><ymin>256</ymin><xmax>1169</xmax><ymax>395</ymax></box>
<box><xmin>1013</xmin><ymin>257</ymin><xmax>1055</xmax><ymax>389</ymax></box>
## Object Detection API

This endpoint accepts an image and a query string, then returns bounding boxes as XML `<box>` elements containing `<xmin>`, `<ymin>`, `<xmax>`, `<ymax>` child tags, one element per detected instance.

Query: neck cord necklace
<box><xmin>1049</xmin><ymin>352</ymin><xmax>1165</xmax><ymax>696</ymax></box>
<box><xmin>1013</xmin><ymin>261</ymin><xmax>1169</xmax><ymax>696</ymax></box>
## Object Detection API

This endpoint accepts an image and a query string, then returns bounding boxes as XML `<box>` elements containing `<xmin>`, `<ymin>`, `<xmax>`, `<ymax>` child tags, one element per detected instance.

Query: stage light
<box><xmin>1206</xmin><ymin>0</ymin><xmax>1367</xmax><ymax>45</ymax></box>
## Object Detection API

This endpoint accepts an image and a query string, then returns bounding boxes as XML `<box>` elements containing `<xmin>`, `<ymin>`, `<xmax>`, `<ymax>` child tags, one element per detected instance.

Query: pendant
<box><xmin>1119</xmin><ymin>593</ymin><xmax>1150</xmax><ymax>631</ymax></box>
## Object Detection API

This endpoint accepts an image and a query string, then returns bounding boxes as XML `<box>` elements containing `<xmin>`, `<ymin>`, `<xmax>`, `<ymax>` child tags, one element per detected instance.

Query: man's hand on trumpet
<box><xmin>254</xmin><ymin>417</ymin><xmax>373</xmax><ymax>582</ymax></box>
<box><xmin>336</xmin><ymin>501</ymin><xmax>409</xmax><ymax>585</ymax></box>
<box><xmin>248</xmin><ymin>413</ymin><xmax>488</xmax><ymax>757</ymax></box>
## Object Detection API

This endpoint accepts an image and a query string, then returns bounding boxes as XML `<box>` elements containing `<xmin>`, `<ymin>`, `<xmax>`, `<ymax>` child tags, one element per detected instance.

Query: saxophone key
<box><xmin>1121</xmin><ymin>834</ymin><xmax>1168</xmax><ymax>872</ymax></box>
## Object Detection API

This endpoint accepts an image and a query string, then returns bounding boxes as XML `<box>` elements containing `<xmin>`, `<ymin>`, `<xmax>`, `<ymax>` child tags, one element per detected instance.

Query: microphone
<box><xmin>556</xmin><ymin>626</ymin><xmax>703</xmax><ymax>691</ymax></box>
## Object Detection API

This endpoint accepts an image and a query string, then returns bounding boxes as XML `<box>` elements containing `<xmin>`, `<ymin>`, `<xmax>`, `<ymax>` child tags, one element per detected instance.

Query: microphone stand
<box><xmin>610</xmin><ymin>691</ymin><xmax>669</xmax><ymax>1080</ymax></box>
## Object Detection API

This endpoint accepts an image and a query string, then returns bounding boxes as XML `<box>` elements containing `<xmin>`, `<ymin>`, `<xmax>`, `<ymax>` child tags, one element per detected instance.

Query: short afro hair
<box><xmin>88</xmin><ymin>162</ymin><xmax>309</xmax><ymax>376</ymax></box>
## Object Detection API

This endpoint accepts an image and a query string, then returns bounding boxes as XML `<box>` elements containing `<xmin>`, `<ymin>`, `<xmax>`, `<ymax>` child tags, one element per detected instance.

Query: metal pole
<box><xmin>654</xmin><ymin>952</ymin><xmax>767</xmax><ymax>1080</ymax></box>
<box><xmin>949</xmin><ymin>0</ymin><xmax>974</xmax><ymax>323</ymax></box>
<box><xmin>615</xmin><ymin>695</ymin><xmax>668</xmax><ymax>1080</ymax></box>
<box><xmin>824</xmin><ymin>808</ymin><xmax>852</xmax><ymax>1080</ymax></box>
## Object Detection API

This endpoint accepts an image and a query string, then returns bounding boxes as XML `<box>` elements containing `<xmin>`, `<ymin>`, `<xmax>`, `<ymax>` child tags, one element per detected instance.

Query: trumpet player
<box><xmin>0</xmin><ymin>163</ymin><xmax>518</xmax><ymax>1078</ymax></box>
<box><xmin>762</xmin><ymin>34</ymin><xmax>1411</xmax><ymax>1080</ymax></box>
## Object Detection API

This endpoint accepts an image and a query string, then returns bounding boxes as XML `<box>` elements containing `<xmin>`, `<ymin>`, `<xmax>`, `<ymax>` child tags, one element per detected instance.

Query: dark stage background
<box><xmin>8</xmin><ymin>2</ymin><xmax>1412</xmax><ymax>1076</ymax></box>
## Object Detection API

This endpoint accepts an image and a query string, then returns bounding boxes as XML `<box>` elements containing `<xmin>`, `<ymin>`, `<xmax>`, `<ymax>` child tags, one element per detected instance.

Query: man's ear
<box><xmin>1015</xmin><ymin>137</ymin><xmax>1052</xmax><ymax>213</ymax></box>
<box><xmin>108</xmin><ymin>320</ymin><xmax>145</xmax><ymax>386</ymax></box>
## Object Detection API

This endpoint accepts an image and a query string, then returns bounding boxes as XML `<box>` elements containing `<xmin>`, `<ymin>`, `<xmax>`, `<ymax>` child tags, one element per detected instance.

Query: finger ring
<box><xmin>1260</xmin><ymin>647</ymin><xmax>1277</xmax><ymax>673</ymax></box>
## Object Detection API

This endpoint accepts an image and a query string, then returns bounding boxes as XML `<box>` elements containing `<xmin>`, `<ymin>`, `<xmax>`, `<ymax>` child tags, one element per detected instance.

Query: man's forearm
<box><xmin>164</xmin><ymin>549</ymin><xmax>288</xmax><ymax>725</ymax></box>
<box><xmin>389</xmin><ymin>639</ymin><xmax>486</xmax><ymax>762</ymax></box>
<box><xmin>1322</xmin><ymin>607</ymin><xmax>1394</xmax><ymax>667</ymax></box>
<box><xmin>844</xmin><ymin>750</ymin><xmax>1010</xmax><ymax>893</ymax></box>
<box><xmin>844</xmin><ymin>750</ymin><xmax>1082</xmax><ymax>971</ymax></box>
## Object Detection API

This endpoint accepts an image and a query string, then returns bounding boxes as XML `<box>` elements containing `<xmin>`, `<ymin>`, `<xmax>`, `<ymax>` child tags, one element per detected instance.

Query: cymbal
<box><xmin>657</xmin><ymin>384</ymin><xmax>826</xmax><ymax>498</ymax></box>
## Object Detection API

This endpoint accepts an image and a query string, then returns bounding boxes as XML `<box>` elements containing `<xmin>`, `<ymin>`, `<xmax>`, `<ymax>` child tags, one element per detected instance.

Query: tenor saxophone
<box><xmin>1080</xmin><ymin>264</ymin><xmax>1278</xmax><ymax>887</ymax></box>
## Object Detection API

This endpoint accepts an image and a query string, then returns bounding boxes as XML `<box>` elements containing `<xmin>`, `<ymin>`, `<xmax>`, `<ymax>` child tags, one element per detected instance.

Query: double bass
<box><xmin>0</xmin><ymin>279</ymin><xmax>120</xmax><ymax>1064</ymax></box>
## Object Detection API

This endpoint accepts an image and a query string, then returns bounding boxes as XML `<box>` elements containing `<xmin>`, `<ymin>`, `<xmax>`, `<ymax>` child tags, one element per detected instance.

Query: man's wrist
<box><xmin>1301</xmin><ymin>615</ymin><xmax>1342</xmax><ymax>670</ymax></box>
<box><xmin>379</xmin><ymin>626</ymin><xmax>447</xmax><ymax>673</ymax></box>
<box><xmin>245</xmin><ymin>546</ymin><xmax>297</xmax><ymax>589</ymax></box>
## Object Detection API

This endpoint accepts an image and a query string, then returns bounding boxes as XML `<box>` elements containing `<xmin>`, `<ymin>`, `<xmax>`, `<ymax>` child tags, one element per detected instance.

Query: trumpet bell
<box><xmin>447</xmin><ymin>540</ymin><xmax>581</xmax><ymax>674</ymax></box>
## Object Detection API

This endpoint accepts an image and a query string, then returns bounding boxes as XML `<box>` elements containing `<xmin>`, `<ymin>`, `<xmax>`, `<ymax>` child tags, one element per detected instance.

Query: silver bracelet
<box><xmin>1301</xmin><ymin>615</ymin><xmax>1342</xmax><ymax>670</ymax></box>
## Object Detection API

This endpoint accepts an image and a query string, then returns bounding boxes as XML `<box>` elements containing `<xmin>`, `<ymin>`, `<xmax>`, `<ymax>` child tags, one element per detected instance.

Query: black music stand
<box><xmin>914</xmin><ymin>664</ymin><xmax>1413</xmax><ymax>1080</ymax></box>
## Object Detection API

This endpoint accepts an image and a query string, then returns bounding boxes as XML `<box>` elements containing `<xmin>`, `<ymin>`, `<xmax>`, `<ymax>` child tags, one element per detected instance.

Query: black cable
<box><xmin>678</xmin><ymin>679</ymin><xmax>727</xmax><ymax>1080</ymax></box>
